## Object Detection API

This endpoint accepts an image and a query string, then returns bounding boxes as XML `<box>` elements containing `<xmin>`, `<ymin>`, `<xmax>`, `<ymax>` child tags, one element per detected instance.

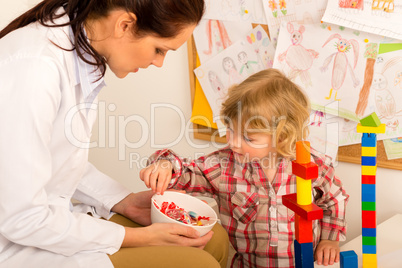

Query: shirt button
<box><xmin>271</xmin><ymin>221</ymin><xmax>277</xmax><ymax>228</ymax></box>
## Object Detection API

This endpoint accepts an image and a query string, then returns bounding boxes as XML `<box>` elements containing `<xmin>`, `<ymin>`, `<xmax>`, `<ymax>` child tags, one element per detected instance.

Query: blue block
<box><xmin>362</xmin><ymin>133</ymin><xmax>377</xmax><ymax>147</ymax></box>
<box><xmin>294</xmin><ymin>240</ymin><xmax>314</xmax><ymax>268</ymax></box>
<box><xmin>361</xmin><ymin>156</ymin><xmax>377</xmax><ymax>166</ymax></box>
<box><xmin>362</xmin><ymin>228</ymin><xmax>376</xmax><ymax>237</ymax></box>
<box><xmin>362</xmin><ymin>245</ymin><xmax>377</xmax><ymax>254</ymax></box>
<box><xmin>362</xmin><ymin>184</ymin><xmax>376</xmax><ymax>202</ymax></box>
<box><xmin>340</xmin><ymin>250</ymin><xmax>358</xmax><ymax>268</ymax></box>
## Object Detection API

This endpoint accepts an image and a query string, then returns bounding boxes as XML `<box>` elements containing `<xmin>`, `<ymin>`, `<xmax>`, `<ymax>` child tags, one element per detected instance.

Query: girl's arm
<box><xmin>140</xmin><ymin>149</ymin><xmax>224</xmax><ymax>199</ymax></box>
<box><xmin>311</xmin><ymin>150</ymin><xmax>349</xmax><ymax>265</ymax></box>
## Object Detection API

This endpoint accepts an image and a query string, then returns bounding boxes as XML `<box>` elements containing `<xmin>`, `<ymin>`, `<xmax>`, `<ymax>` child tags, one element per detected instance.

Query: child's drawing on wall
<box><xmin>223</xmin><ymin>56</ymin><xmax>243</xmax><ymax>85</ymax></box>
<box><xmin>278</xmin><ymin>22</ymin><xmax>319</xmax><ymax>88</ymax></box>
<box><xmin>339</xmin><ymin>0</ymin><xmax>364</xmax><ymax>10</ymax></box>
<box><xmin>204</xmin><ymin>20</ymin><xmax>232</xmax><ymax>56</ymax></box>
<box><xmin>238</xmin><ymin>51</ymin><xmax>258</xmax><ymax>76</ymax></box>
<box><xmin>208</xmin><ymin>70</ymin><xmax>227</xmax><ymax>100</ymax></box>
<box><xmin>320</xmin><ymin>33</ymin><xmax>360</xmax><ymax>101</ymax></box>
<box><xmin>355</xmin><ymin>43</ymin><xmax>378</xmax><ymax>118</ymax></box>
<box><xmin>195</xmin><ymin>40</ymin><xmax>263</xmax><ymax>122</ymax></box>
<box><xmin>204</xmin><ymin>0</ymin><xmax>267</xmax><ymax>24</ymax></box>
<box><xmin>193</xmin><ymin>20</ymin><xmax>252</xmax><ymax>64</ymax></box>
<box><xmin>372</xmin><ymin>0</ymin><xmax>394</xmax><ymax>13</ymax></box>
<box><xmin>322</xmin><ymin>0</ymin><xmax>402</xmax><ymax>40</ymax></box>
<box><xmin>246</xmin><ymin>25</ymin><xmax>275</xmax><ymax>69</ymax></box>
<box><xmin>372</xmin><ymin>56</ymin><xmax>402</xmax><ymax>131</ymax></box>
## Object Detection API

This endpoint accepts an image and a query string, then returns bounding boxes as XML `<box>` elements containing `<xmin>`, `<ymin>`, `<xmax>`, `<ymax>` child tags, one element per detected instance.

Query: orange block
<box><xmin>296</xmin><ymin>141</ymin><xmax>311</xmax><ymax>164</ymax></box>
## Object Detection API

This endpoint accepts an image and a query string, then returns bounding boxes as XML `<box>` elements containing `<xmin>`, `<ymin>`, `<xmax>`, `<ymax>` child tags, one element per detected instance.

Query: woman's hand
<box><xmin>111</xmin><ymin>191</ymin><xmax>154</xmax><ymax>226</ymax></box>
<box><xmin>122</xmin><ymin>223</ymin><xmax>214</xmax><ymax>249</ymax></box>
<box><xmin>314</xmin><ymin>239</ymin><xmax>340</xmax><ymax>266</ymax></box>
<box><xmin>140</xmin><ymin>160</ymin><xmax>173</xmax><ymax>194</ymax></box>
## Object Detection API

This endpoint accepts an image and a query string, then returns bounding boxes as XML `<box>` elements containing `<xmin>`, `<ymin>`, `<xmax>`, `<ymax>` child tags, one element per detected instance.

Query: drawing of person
<box><xmin>238</xmin><ymin>51</ymin><xmax>259</xmax><ymax>76</ymax></box>
<box><xmin>222</xmin><ymin>56</ymin><xmax>242</xmax><ymax>85</ymax></box>
<box><xmin>208</xmin><ymin>70</ymin><xmax>227</xmax><ymax>99</ymax></box>
<box><xmin>204</xmin><ymin>20</ymin><xmax>232</xmax><ymax>56</ymax></box>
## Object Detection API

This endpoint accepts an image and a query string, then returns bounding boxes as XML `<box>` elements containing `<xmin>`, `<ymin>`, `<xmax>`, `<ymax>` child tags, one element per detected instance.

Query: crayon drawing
<box><xmin>322</xmin><ymin>0</ymin><xmax>402</xmax><ymax>40</ymax></box>
<box><xmin>320</xmin><ymin>33</ymin><xmax>360</xmax><ymax>101</ymax></box>
<box><xmin>273</xmin><ymin>22</ymin><xmax>383</xmax><ymax>121</ymax></box>
<box><xmin>204</xmin><ymin>0</ymin><xmax>267</xmax><ymax>24</ymax></box>
<box><xmin>193</xmin><ymin>20</ymin><xmax>252</xmax><ymax>64</ymax></box>
<box><xmin>246</xmin><ymin>25</ymin><xmax>275</xmax><ymax>69</ymax></box>
<box><xmin>278</xmin><ymin>22</ymin><xmax>319</xmax><ymax>88</ymax></box>
<box><xmin>371</xmin><ymin>55</ymin><xmax>402</xmax><ymax>131</ymax></box>
<box><xmin>262</xmin><ymin>0</ymin><xmax>326</xmax><ymax>48</ymax></box>
<box><xmin>195</xmin><ymin>39</ymin><xmax>263</xmax><ymax>131</ymax></box>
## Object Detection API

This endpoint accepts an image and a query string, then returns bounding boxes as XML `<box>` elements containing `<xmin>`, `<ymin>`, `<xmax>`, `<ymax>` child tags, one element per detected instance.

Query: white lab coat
<box><xmin>0</xmin><ymin>10</ymin><xmax>132</xmax><ymax>268</ymax></box>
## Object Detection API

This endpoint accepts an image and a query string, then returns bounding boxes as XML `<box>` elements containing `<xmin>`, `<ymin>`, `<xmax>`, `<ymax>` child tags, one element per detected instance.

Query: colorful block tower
<box><xmin>356</xmin><ymin>112</ymin><xmax>385</xmax><ymax>268</ymax></box>
<box><xmin>283</xmin><ymin>141</ymin><xmax>323</xmax><ymax>267</ymax></box>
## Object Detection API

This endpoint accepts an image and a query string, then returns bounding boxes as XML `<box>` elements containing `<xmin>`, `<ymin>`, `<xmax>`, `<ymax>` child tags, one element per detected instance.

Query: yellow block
<box><xmin>362</xmin><ymin>165</ymin><xmax>377</xmax><ymax>175</ymax></box>
<box><xmin>363</xmin><ymin>254</ymin><xmax>377</xmax><ymax>268</ymax></box>
<box><xmin>296</xmin><ymin>176</ymin><xmax>312</xmax><ymax>205</ymax></box>
<box><xmin>356</xmin><ymin>123</ymin><xmax>386</xmax><ymax>134</ymax></box>
<box><xmin>362</xmin><ymin>147</ymin><xmax>377</xmax><ymax>157</ymax></box>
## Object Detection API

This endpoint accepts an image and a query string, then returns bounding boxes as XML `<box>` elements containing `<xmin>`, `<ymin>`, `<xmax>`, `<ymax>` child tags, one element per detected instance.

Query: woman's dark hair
<box><xmin>0</xmin><ymin>0</ymin><xmax>205</xmax><ymax>78</ymax></box>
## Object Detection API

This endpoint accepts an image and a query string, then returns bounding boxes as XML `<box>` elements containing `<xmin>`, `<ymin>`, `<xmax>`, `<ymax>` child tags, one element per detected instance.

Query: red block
<box><xmin>282</xmin><ymin>193</ymin><xmax>323</xmax><ymax>221</ymax></box>
<box><xmin>362</xmin><ymin>175</ymin><xmax>376</xmax><ymax>184</ymax></box>
<box><xmin>292</xmin><ymin>161</ymin><xmax>318</xmax><ymax>180</ymax></box>
<box><xmin>362</xmin><ymin>210</ymin><xmax>376</xmax><ymax>228</ymax></box>
<box><xmin>295</xmin><ymin>214</ymin><xmax>313</xmax><ymax>243</ymax></box>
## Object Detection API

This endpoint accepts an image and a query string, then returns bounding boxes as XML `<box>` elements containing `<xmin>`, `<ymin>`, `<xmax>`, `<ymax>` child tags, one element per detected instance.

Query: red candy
<box><xmin>158</xmin><ymin>201</ymin><xmax>211</xmax><ymax>226</ymax></box>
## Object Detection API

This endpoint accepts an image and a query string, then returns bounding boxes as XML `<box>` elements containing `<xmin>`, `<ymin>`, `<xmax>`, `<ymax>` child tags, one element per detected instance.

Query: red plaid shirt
<box><xmin>149</xmin><ymin>147</ymin><xmax>349</xmax><ymax>268</ymax></box>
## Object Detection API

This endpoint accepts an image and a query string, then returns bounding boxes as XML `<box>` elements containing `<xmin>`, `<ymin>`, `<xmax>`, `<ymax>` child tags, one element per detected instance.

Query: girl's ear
<box><xmin>115</xmin><ymin>12</ymin><xmax>137</xmax><ymax>38</ymax></box>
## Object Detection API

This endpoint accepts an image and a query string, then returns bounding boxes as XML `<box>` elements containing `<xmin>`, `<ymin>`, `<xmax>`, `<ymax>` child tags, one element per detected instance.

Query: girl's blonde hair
<box><xmin>221</xmin><ymin>69</ymin><xmax>310</xmax><ymax>159</ymax></box>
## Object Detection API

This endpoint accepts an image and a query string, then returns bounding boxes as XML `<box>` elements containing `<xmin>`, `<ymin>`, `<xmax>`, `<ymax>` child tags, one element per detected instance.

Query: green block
<box><xmin>362</xmin><ymin>236</ymin><xmax>376</xmax><ymax>245</ymax></box>
<box><xmin>360</xmin><ymin>113</ymin><xmax>381</xmax><ymax>127</ymax></box>
<box><xmin>362</xmin><ymin>201</ymin><xmax>376</xmax><ymax>211</ymax></box>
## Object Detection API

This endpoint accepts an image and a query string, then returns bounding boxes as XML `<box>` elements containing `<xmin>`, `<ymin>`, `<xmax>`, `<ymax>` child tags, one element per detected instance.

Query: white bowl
<box><xmin>151</xmin><ymin>191</ymin><xmax>217</xmax><ymax>237</ymax></box>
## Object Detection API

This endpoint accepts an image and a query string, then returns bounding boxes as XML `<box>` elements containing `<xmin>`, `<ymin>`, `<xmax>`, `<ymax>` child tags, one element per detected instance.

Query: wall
<box><xmin>2</xmin><ymin>0</ymin><xmax>402</xmax><ymax>244</ymax></box>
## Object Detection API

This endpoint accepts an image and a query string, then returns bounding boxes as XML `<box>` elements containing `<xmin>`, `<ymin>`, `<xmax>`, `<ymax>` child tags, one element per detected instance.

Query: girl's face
<box><xmin>226</xmin><ymin>124</ymin><xmax>277</xmax><ymax>167</ymax></box>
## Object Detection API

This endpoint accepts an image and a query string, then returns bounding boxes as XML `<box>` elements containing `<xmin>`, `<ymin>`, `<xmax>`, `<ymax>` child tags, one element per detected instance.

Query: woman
<box><xmin>0</xmin><ymin>0</ymin><xmax>229</xmax><ymax>267</ymax></box>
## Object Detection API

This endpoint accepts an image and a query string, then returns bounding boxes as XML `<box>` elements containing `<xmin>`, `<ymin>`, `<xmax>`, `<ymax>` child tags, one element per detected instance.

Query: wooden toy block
<box><xmin>362</xmin><ymin>147</ymin><xmax>377</xmax><ymax>157</ymax></box>
<box><xmin>362</xmin><ymin>165</ymin><xmax>377</xmax><ymax>176</ymax></box>
<box><xmin>362</xmin><ymin>201</ymin><xmax>376</xmax><ymax>211</ymax></box>
<box><xmin>360</xmin><ymin>112</ymin><xmax>381</xmax><ymax>127</ymax></box>
<box><xmin>363</xmin><ymin>245</ymin><xmax>377</xmax><ymax>254</ymax></box>
<box><xmin>296</xmin><ymin>176</ymin><xmax>312</xmax><ymax>205</ymax></box>
<box><xmin>294</xmin><ymin>240</ymin><xmax>314</xmax><ymax>268</ymax></box>
<box><xmin>362</xmin><ymin>228</ymin><xmax>376</xmax><ymax>237</ymax></box>
<box><xmin>295</xmin><ymin>214</ymin><xmax>313</xmax><ymax>243</ymax></box>
<box><xmin>356</xmin><ymin>123</ymin><xmax>386</xmax><ymax>134</ymax></box>
<box><xmin>361</xmin><ymin>184</ymin><xmax>376</xmax><ymax>202</ymax></box>
<box><xmin>362</xmin><ymin>236</ymin><xmax>376</xmax><ymax>246</ymax></box>
<box><xmin>362</xmin><ymin>254</ymin><xmax>377</xmax><ymax>268</ymax></box>
<box><xmin>292</xmin><ymin>161</ymin><xmax>318</xmax><ymax>180</ymax></box>
<box><xmin>361</xmin><ymin>156</ymin><xmax>376</xmax><ymax>166</ymax></box>
<box><xmin>362</xmin><ymin>210</ymin><xmax>376</xmax><ymax>228</ymax></box>
<box><xmin>361</xmin><ymin>133</ymin><xmax>377</xmax><ymax>147</ymax></box>
<box><xmin>296</xmin><ymin>141</ymin><xmax>311</xmax><ymax>164</ymax></box>
<box><xmin>362</xmin><ymin>175</ymin><xmax>376</xmax><ymax>184</ymax></box>
<box><xmin>340</xmin><ymin>250</ymin><xmax>358</xmax><ymax>268</ymax></box>
<box><xmin>282</xmin><ymin>194</ymin><xmax>323</xmax><ymax>221</ymax></box>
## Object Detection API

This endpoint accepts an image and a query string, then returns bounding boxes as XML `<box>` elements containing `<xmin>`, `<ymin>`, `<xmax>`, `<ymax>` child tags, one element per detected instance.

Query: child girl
<box><xmin>140</xmin><ymin>69</ymin><xmax>349</xmax><ymax>268</ymax></box>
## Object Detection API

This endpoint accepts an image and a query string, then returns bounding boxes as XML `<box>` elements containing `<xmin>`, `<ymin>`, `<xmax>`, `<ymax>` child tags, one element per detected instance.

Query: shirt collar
<box><xmin>69</xmin><ymin>26</ymin><xmax>106</xmax><ymax>104</ymax></box>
